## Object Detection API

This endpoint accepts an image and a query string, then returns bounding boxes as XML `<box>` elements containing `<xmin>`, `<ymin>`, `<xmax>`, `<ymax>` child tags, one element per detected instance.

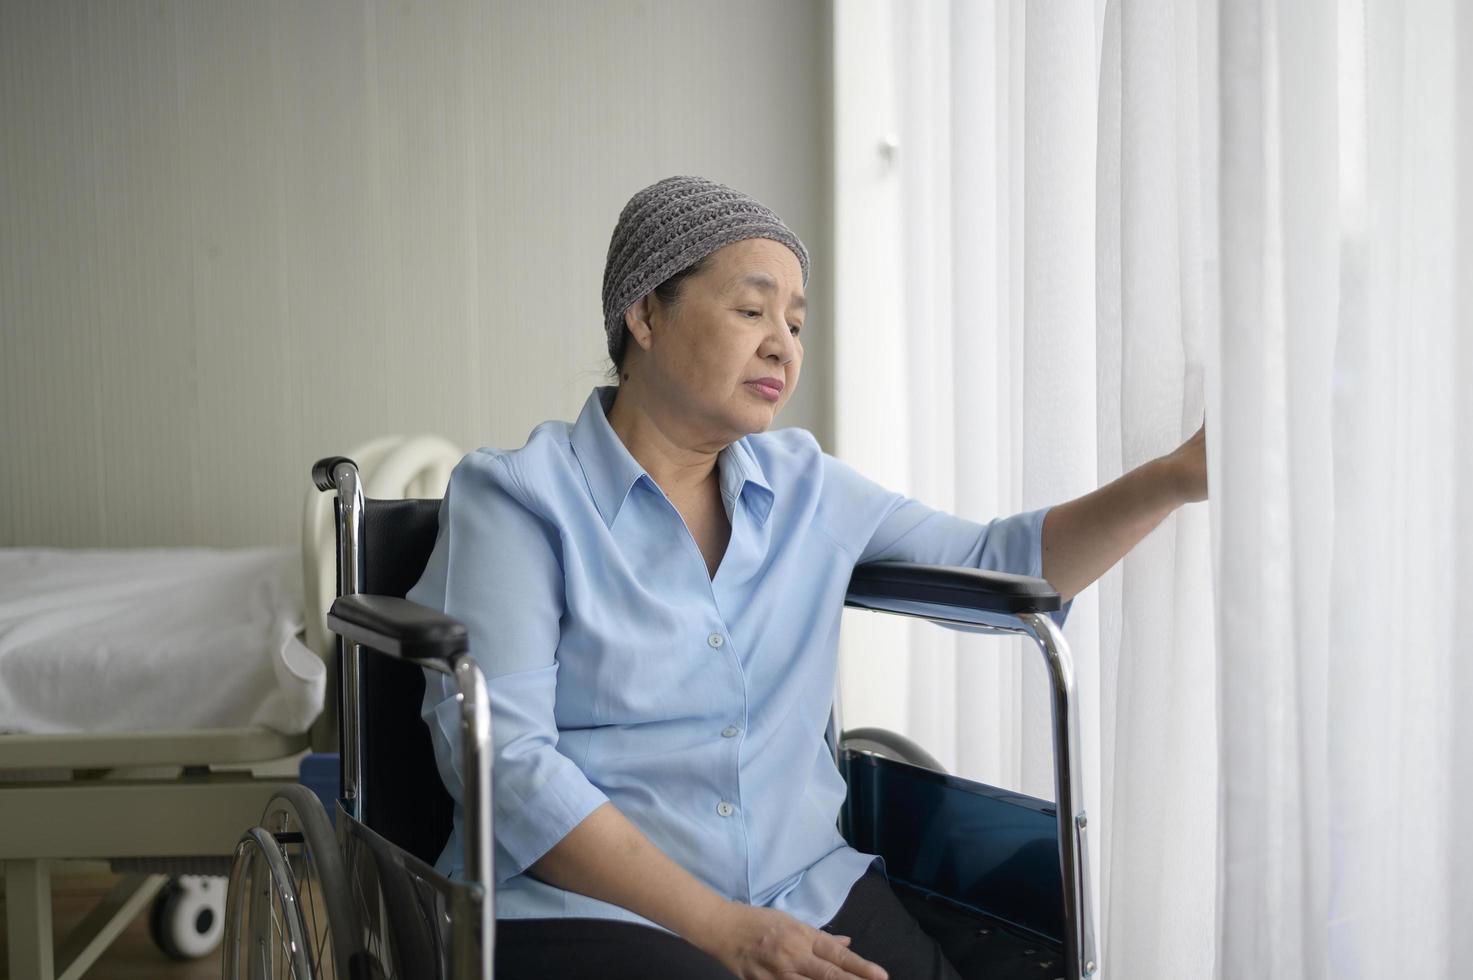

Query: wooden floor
<box><xmin>1</xmin><ymin>871</ymin><xmax>220</xmax><ymax>980</ymax></box>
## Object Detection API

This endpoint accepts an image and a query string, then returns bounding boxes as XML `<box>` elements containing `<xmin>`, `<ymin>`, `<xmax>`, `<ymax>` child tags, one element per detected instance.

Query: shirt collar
<box><xmin>570</xmin><ymin>386</ymin><xmax>775</xmax><ymax>529</ymax></box>
<box><xmin>716</xmin><ymin>432</ymin><xmax>775</xmax><ymax>528</ymax></box>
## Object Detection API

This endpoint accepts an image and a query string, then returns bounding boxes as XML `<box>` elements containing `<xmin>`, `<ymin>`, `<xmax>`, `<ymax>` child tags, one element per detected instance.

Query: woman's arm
<box><xmin>1041</xmin><ymin>423</ymin><xmax>1207</xmax><ymax>603</ymax></box>
<box><xmin>529</xmin><ymin>803</ymin><xmax>888</xmax><ymax>980</ymax></box>
<box><xmin>526</xmin><ymin>802</ymin><xmax>725</xmax><ymax>942</ymax></box>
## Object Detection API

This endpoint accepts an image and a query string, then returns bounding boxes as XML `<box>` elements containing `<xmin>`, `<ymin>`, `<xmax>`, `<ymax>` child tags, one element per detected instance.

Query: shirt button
<box><xmin>707</xmin><ymin>632</ymin><xmax>725</xmax><ymax>649</ymax></box>
<box><xmin>721</xmin><ymin>726</ymin><xmax>739</xmax><ymax>738</ymax></box>
<box><xmin>716</xmin><ymin>801</ymin><xmax>735</xmax><ymax>817</ymax></box>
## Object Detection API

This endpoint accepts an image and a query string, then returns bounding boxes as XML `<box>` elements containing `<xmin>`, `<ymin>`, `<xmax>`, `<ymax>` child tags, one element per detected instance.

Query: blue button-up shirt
<box><xmin>409</xmin><ymin>385</ymin><xmax>1059</xmax><ymax>932</ymax></box>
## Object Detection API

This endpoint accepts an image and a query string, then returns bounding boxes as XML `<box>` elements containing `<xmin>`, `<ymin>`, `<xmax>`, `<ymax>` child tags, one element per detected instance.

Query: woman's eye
<box><xmin>740</xmin><ymin>309</ymin><xmax>800</xmax><ymax>337</ymax></box>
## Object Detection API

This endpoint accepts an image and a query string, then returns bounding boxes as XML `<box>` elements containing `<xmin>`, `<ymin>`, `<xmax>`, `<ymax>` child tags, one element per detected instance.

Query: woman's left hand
<box><xmin>1042</xmin><ymin>416</ymin><xmax>1208</xmax><ymax>601</ymax></box>
<box><xmin>1166</xmin><ymin>421</ymin><xmax>1208</xmax><ymax>503</ymax></box>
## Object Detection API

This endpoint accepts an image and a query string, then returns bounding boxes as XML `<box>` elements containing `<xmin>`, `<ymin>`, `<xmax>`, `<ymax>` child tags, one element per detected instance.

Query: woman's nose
<box><xmin>763</xmin><ymin>320</ymin><xmax>797</xmax><ymax>364</ymax></box>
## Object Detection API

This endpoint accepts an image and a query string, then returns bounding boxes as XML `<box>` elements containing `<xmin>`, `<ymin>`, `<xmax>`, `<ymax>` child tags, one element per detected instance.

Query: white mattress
<box><xmin>0</xmin><ymin>547</ymin><xmax>324</xmax><ymax>735</ymax></box>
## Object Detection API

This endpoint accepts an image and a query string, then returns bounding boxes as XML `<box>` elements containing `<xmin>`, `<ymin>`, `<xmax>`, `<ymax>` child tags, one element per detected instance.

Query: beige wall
<box><xmin>0</xmin><ymin>0</ymin><xmax>833</xmax><ymax>548</ymax></box>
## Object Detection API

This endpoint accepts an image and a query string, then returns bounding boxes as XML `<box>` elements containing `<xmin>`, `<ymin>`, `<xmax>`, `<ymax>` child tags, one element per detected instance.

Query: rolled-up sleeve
<box><xmin>819</xmin><ymin>452</ymin><xmax>1071</xmax><ymax>626</ymax></box>
<box><xmin>410</xmin><ymin>451</ymin><xmax>609</xmax><ymax>883</ymax></box>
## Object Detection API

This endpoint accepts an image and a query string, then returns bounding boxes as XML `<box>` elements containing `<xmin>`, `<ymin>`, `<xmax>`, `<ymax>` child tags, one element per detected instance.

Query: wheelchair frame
<box><xmin>305</xmin><ymin>456</ymin><xmax>1098</xmax><ymax>980</ymax></box>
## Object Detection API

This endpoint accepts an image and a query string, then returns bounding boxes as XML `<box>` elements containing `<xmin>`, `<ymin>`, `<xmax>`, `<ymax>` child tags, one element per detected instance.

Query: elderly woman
<box><xmin>409</xmin><ymin>176</ymin><xmax>1207</xmax><ymax>980</ymax></box>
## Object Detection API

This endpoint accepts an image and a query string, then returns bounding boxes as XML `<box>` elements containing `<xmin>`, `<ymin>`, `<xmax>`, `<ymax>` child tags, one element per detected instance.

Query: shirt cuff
<box><xmin>493</xmin><ymin>759</ymin><xmax>610</xmax><ymax>884</ymax></box>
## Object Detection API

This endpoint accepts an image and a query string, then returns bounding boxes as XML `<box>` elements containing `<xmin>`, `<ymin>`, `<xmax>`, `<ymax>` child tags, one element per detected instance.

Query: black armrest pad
<box><xmin>846</xmin><ymin>562</ymin><xmax>1061</xmax><ymax>615</ymax></box>
<box><xmin>326</xmin><ymin>594</ymin><xmax>469</xmax><ymax>664</ymax></box>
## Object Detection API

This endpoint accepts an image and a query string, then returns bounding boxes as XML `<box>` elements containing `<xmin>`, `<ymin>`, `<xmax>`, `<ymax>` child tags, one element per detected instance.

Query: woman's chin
<box><xmin>733</xmin><ymin>404</ymin><xmax>777</xmax><ymax>436</ymax></box>
<box><xmin>714</xmin><ymin>387</ymin><xmax>785</xmax><ymax>437</ymax></box>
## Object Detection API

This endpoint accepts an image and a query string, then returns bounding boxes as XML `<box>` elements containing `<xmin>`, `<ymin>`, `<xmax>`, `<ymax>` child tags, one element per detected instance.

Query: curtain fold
<box><xmin>834</xmin><ymin>0</ymin><xmax>1111</xmax><ymax>961</ymax></box>
<box><xmin>1097</xmin><ymin>0</ymin><xmax>1219</xmax><ymax>975</ymax></box>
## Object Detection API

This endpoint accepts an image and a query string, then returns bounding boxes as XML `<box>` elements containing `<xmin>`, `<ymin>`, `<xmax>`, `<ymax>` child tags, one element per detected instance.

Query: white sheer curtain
<box><xmin>833</xmin><ymin>0</ymin><xmax>1118</xmax><ymax>965</ymax></box>
<box><xmin>1213</xmin><ymin>0</ymin><xmax>1473</xmax><ymax>976</ymax></box>
<box><xmin>1096</xmin><ymin>1</ymin><xmax>1219</xmax><ymax>975</ymax></box>
<box><xmin>833</xmin><ymin>1</ymin><xmax>1471</xmax><ymax>977</ymax></box>
<box><xmin>832</xmin><ymin>0</ymin><xmax>1101</xmax><ymax>805</ymax></box>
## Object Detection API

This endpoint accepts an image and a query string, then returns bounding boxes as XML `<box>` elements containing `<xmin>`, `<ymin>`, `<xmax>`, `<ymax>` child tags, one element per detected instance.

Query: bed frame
<box><xmin>0</xmin><ymin>726</ymin><xmax>307</xmax><ymax>979</ymax></box>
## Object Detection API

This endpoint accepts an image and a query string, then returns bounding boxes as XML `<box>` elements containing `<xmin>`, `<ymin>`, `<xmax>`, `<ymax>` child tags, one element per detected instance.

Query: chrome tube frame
<box><xmin>414</xmin><ymin>653</ymin><xmax>494</xmax><ymax>980</ymax></box>
<box><xmin>323</xmin><ymin>460</ymin><xmax>496</xmax><ymax>978</ymax></box>
<box><xmin>1016</xmin><ymin>612</ymin><xmax>1096</xmax><ymax>980</ymax></box>
<box><xmin>844</xmin><ymin>601</ymin><xmax>1098</xmax><ymax>980</ymax></box>
<box><xmin>332</xmin><ymin>461</ymin><xmax>366</xmax><ymax>822</ymax></box>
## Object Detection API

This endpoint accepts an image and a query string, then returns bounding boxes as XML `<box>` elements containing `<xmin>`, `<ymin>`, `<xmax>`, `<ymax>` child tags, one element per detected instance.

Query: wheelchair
<box><xmin>220</xmin><ymin>456</ymin><xmax>1099</xmax><ymax>980</ymax></box>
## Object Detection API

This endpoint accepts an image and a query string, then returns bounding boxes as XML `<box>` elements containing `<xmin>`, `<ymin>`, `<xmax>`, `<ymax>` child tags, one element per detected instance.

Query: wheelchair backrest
<box><xmin>337</xmin><ymin>496</ymin><xmax>456</xmax><ymax>867</ymax></box>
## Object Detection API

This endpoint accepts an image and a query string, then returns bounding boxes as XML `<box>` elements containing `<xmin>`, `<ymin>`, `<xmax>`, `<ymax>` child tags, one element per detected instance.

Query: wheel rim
<box><xmin>262</xmin><ymin>800</ymin><xmax>340</xmax><ymax>977</ymax></box>
<box><xmin>223</xmin><ymin>828</ymin><xmax>314</xmax><ymax>980</ymax></box>
<box><xmin>224</xmin><ymin>786</ymin><xmax>356</xmax><ymax>980</ymax></box>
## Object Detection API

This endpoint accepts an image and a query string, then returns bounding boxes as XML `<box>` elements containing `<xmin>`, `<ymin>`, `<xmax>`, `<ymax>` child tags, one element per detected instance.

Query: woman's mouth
<box><xmin>744</xmin><ymin>379</ymin><xmax>783</xmax><ymax>402</ymax></box>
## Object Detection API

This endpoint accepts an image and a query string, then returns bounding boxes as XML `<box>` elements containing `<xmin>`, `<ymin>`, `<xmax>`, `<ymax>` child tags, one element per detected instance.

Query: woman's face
<box><xmin>628</xmin><ymin>237</ymin><xmax>805</xmax><ymax>443</ymax></box>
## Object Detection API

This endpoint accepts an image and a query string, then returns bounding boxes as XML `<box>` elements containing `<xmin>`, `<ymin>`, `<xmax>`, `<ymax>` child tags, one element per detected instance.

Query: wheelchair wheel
<box><xmin>222</xmin><ymin>785</ymin><xmax>356</xmax><ymax>979</ymax></box>
<box><xmin>841</xmin><ymin>726</ymin><xmax>947</xmax><ymax>772</ymax></box>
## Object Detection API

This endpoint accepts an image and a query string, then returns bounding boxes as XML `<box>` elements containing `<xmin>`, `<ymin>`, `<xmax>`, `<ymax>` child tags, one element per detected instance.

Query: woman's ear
<box><xmin>624</xmin><ymin>294</ymin><xmax>657</xmax><ymax>354</ymax></box>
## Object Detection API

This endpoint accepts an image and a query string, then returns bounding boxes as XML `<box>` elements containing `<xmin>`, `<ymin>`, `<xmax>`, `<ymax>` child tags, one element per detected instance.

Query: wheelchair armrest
<box><xmin>326</xmin><ymin>594</ymin><xmax>468</xmax><ymax>664</ymax></box>
<box><xmin>846</xmin><ymin>562</ymin><xmax>1061</xmax><ymax>615</ymax></box>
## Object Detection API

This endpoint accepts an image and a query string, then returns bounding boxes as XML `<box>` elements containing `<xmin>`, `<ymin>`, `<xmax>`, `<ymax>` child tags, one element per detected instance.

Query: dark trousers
<box><xmin>493</xmin><ymin>867</ymin><xmax>963</xmax><ymax>980</ymax></box>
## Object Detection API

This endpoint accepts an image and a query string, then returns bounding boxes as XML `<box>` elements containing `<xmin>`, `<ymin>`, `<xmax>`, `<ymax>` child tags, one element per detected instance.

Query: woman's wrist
<box><xmin>676</xmin><ymin>893</ymin><xmax>735</xmax><ymax>952</ymax></box>
<box><xmin>1159</xmin><ymin>422</ymin><xmax>1209</xmax><ymax>504</ymax></box>
<box><xmin>1148</xmin><ymin>453</ymin><xmax>1192</xmax><ymax>508</ymax></box>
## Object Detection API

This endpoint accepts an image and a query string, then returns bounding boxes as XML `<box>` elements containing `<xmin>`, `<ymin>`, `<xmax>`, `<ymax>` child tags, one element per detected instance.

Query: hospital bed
<box><xmin>218</xmin><ymin>456</ymin><xmax>1099</xmax><ymax>980</ymax></box>
<box><xmin>0</xmin><ymin>545</ymin><xmax>320</xmax><ymax>980</ymax></box>
<box><xmin>0</xmin><ymin>436</ymin><xmax>461</xmax><ymax>980</ymax></box>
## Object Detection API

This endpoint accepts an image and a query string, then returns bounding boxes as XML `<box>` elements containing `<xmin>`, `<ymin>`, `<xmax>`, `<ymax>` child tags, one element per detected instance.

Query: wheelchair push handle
<box><xmin>313</xmin><ymin>455</ymin><xmax>358</xmax><ymax>492</ymax></box>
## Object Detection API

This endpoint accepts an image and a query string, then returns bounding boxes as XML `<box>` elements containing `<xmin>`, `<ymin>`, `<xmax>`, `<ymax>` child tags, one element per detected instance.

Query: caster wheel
<box><xmin>149</xmin><ymin>875</ymin><xmax>226</xmax><ymax>960</ymax></box>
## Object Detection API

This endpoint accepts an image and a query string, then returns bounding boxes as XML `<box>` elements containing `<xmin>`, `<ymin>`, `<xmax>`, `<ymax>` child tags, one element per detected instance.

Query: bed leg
<box><xmin>5</xmin><ymin>858</ymin><xmax>55</xmax><ymax>980</ymax></box>
<box><xmin>55</xmin><ymin>873</ymin><xmax>168</xmax><ymax>980</ymax></box>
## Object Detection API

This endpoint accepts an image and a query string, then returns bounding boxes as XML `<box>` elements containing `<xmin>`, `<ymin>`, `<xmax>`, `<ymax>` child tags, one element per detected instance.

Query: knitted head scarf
<box><xmin>601</xmin><ymin>175</ymin><xmax>810</xmax><ymax>367</ymax></box>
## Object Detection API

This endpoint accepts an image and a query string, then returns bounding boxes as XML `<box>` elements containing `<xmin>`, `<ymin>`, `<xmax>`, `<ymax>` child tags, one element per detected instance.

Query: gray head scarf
<box><xmin>601</xmin><ymin>175</ymin><xmax>810</xmax><ymax>367</ymax></box>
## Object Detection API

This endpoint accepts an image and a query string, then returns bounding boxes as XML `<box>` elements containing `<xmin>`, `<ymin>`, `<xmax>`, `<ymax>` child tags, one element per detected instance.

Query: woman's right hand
<box><xmin>695</xmin><ymin>901</ymin><xmax>889</xmax><ymax>980</ymax></box>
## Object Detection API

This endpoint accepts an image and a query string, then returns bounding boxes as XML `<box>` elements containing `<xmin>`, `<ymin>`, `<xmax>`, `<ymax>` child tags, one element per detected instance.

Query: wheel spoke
<box><xmin>353</xmin><ymin>873</ymin><xmax>379</xmax><ymax>964</ymax></box>
<box><xmin>227</xmin><ymin>790</ymin><xmax>351</xmax><ymax>979</ymax></box>
<box><xmin>270</xmin><ymin>898</ymin><xmax>285</xmax><ymax>976</ymax></box>
<box><xmin>302</xmin><ymin>848</ymin><xmax>325</xmax><ymax>974</ymax></box>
